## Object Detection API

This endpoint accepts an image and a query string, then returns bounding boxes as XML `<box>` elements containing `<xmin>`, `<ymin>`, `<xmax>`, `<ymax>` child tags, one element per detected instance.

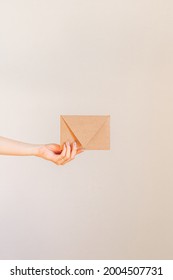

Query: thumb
<box><xmin>47</xmin><ymin>144</ymin><xmax>62</xmax><ymax>154</ymax></box>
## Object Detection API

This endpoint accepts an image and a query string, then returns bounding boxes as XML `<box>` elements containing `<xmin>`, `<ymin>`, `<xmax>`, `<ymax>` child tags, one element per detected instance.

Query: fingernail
<box><xmin>66</xmin><ymin>141</ymin><xmax>70</xmax><ymax>146</ymax></box>
<box><xmin>74</xmin><ymin>142</ymin><xmax>77</xmax><ymax>148</ymax></box>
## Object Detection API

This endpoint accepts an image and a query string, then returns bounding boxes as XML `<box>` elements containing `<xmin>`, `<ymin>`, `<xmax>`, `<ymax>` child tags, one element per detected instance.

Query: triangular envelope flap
<box><xmin>62</xmin><ymin>115</ymin><xmax>108</xmax><ymax>147</ymax></box>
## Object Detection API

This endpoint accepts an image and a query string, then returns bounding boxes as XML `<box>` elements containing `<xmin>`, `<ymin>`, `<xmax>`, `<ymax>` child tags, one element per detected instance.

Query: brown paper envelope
<box><xmin>60</xmin><ymin>115</ymin><xmax>110</xmax><ymax>150</ymax></box>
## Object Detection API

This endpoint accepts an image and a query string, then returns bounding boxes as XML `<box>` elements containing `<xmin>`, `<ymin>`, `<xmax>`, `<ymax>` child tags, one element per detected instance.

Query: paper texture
<box><xmin>60</xmin><ymin>115</ymin><xmax>110</xmax><ymax>150</ymax></box>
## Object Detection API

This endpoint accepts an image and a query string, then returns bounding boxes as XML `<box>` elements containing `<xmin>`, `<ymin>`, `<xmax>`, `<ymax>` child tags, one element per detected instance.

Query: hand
<box><xmin>37</xmin><ymin>141</ymin><xmax>84</xmax><ymax>165</ymax></box>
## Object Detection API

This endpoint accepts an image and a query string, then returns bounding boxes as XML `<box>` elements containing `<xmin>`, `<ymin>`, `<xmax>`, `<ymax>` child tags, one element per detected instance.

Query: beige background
<box><xmin>0</xmin><ymin>0</ymin><xmax>173</xmax><ymax>259</ymax></box>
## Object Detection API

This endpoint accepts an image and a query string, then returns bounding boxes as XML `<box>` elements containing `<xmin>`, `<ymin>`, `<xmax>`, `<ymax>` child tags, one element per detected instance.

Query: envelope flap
<box><xmin>61</xmin><ymin>115</ymin><xmax>109</xmax><ymax>147</ymax></box>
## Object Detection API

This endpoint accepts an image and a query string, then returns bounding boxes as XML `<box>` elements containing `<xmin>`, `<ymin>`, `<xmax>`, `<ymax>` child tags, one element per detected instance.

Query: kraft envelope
<box><xmin>60</xmin><ymin>115</ymin><xmax>110</xmax><ymax>150</ymax></box>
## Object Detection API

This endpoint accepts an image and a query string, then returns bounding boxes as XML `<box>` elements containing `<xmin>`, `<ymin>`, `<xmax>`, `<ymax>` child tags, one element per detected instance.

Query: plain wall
<box><xmin>0</xmin><ymin>0</ymin><xmax>173</xmax><ymax>259</ymax></box>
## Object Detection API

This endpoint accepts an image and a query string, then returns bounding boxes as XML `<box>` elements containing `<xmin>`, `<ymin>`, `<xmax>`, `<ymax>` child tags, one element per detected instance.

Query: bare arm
<box><xmin>0</xmin><ymin>136</ymin><xmax>83</xmax><ymax>165</ymax></box>
<box><xmin>0</xmin><ymin>136</ymin><xmax>40</xmax><ymax>156</ymax></box>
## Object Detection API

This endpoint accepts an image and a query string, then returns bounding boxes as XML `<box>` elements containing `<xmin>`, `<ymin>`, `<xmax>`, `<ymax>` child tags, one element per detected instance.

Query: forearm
<box><xmin>0</xmin><ymin>137</ymin><xmax>83</xmax><ymax>165</ymax></box>
<box><xmin>0</xmin><ymin>136</ymin><xmax>40</xmax><ymax>156</ymax></box>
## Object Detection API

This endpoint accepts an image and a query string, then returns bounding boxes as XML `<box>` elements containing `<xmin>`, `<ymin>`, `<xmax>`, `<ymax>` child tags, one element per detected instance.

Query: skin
<box><xmin>0</xmin><ymin>136</ymin><xmax>84</xmax><ymax>165</ymax></box>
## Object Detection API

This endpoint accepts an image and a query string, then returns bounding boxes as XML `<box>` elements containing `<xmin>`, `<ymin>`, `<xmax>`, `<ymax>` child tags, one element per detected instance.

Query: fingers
<box><xmin>71</xmin><ymin>142</ymin><xmax>77</xmax><ymax>159</ymax></box>
<box><xmin>59</xmin><ymin>141</ymin><xmax>70</xmax><ymax>165</ymax></box>
<box><xmin>54</xmin><ymin>141</ymin><xmax>71</xmax><ymax>165</ymax></box>
<box><xmin>61</xmin><ymin>141</ymin><xmax>77</xmax><ymax>165</ymax></box>
<box><xmin>76</xmin><ymin>148</ymin><xmax>84</xmax><ymax>154</ymax></box>
<box><xmin>53</xmin><ymin>141</ymin><xmax>83</xmax><ymax>166</ymax></box>
<box><xmin>53</xmin><ymin>143</ymin><xmax>66</xmax><ymax>164</ymax></box>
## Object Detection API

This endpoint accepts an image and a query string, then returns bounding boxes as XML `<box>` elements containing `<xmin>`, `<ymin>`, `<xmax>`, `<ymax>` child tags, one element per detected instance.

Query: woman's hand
<box><xmin>37</xmin><ymin>141</ymin><xmax>83</xmax><ymax>165</ymax></box>
<box><xmin>0</xmin><ymin>136</ymin><xmax>84</xmax><ymax>165</ymax></box>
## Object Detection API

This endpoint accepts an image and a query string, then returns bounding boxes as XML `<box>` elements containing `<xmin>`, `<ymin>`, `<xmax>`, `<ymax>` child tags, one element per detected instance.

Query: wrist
<box><xmin>29</xmin><ymin>144</ymin><xmax>43</xmax><ymax>157</ymax></box>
